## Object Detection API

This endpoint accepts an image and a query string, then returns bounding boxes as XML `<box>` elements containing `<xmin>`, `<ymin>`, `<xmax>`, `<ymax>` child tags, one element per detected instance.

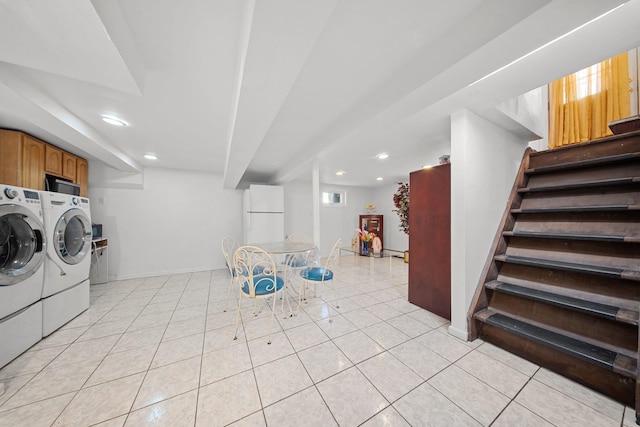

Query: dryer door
<box><xmin>0</xmin><ymin>205</ymin><xmax>46</xmax><ymax>285</ymax></box>
<box><xmin>54</xmin><ymin>209</ymin><xmax>92</xmax><ymax>265</ymax></box>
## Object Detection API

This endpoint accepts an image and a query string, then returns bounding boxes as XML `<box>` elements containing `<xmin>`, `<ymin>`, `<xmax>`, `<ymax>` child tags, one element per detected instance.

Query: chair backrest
<box><xmin>221</xmin><ymin>236</ymin><xmax>238</xmax><ymax>275</ymax></box>
<box><xmin>233</xmin><ymin>246</ymin><xmax>278</xmax><ymax>298</ymax></box>
<box><xmin>324</xmin><ymin>238</ymin><xmax>342</xmax><ymax>272</ymax></box>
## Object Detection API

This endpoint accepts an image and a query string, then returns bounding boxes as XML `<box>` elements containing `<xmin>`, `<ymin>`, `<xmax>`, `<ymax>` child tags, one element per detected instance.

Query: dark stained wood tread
<box><xmin>511</xmin><ymin>205</ymin><xmax>638</xmax><ymax>214</ymax></box>
<box><xmin>518</xmin><ymin>177</ymin><xmax>639</xmax><ymax>193</ymax></box>
<box><xmin>493</xmin><ymin>255</ymin><xmax>640</xmax><ymax>281</ymax></box>
<box><xmin>525</xmin><ymin>152</ymin><xmax>640</xmax><ymax>174</ymax></box>
<box><xmin>476</xmin><ymin>310</ymin><xmax>637</xmax><ymax>376</ymax></box>
<box><xmin>502</xmin><ymin>230</ymin><xmax>640</xmax><ymax>243</ymax></box>
<box><xmin>484</xmin><ymin>281</ymin><xmax>637</xmax><ymax>325</ymax></box>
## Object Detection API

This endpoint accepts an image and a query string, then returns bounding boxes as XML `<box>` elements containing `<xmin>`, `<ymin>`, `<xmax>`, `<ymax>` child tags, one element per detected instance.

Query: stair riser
<box><xmin>479</xmin><ymin>323</ymin><xmax>635</xmax><ymax>407</ymax></box>
<box><xmin>525</xmin><ymin>161</ymin><xmax>640</xmax><ymax>191</ymax></box>
<box><xmin>512</xmin><ymin>211</ymin><xmax>640</xmax><ymax>237</ymax></box>
<box><xmin>489</xmin><ymin>292</ymin><xmax>638</xmax><ymax>353</ymax></box>
<box><xmin>527</xmin><ymin>133</ymin><xmax>640</xmax><ymax>170</ymax></box>
<box><xmin>504</xmin><ymin>237</ymin><xmax>640</xmax><ymax>271</ymax></box>
<box><xmin>519</xmin><ymin>185</ymin><xmax>639</xmax><ymax>211</ymax></box>
<box><xmin>498</xmin><ymin>264</ymin><xmax>640</xmax><ymax>307</ymax></box>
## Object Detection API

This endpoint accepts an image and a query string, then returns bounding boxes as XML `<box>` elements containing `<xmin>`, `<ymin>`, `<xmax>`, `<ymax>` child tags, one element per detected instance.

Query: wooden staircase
<box><xmin>467</xmin><ymin>128</ymin><xmax>640</xmax><ymax>420</ymax></box>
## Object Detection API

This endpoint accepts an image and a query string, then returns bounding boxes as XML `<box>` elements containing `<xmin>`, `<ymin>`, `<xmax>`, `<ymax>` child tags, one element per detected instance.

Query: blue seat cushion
<box><xmin>241</xmin><ymin>274</ymin><xmax>284</xmax><ymax>296</ymax></box>
<box><xmin>300</xmin><ymin>267</ymin><xmax>333</xmax><ymax>281</ymax></box>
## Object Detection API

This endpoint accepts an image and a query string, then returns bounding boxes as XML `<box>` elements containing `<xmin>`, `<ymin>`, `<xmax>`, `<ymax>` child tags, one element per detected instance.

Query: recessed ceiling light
<box><xmin>376</xmin><ymin>153</ymin><xmax>389</xmax><ymax>160</ymax></box>
<box><xmin>144</xmin><ymin>154</ymin><xmax>158</xmax><ymax>160</ymax></box>
<box><xmin>335</xmin><ymin>171</ymin><xmax>346</xmax><ymax>176</ymax></box>
<box><xmin>102</xmin><ymin>115</ymin><xmax>128</xmax><ymax>127</ymax></box>
<box><xmin>376</xmin><ymin>177</ymin><xmax>383</xmax><ymax>181</ymax></box>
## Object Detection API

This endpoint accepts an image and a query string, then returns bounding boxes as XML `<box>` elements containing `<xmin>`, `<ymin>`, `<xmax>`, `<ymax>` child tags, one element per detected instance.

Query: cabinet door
<box><xmin>22</xmin><ymin>136</ymin><xmax>45</xmax><ymax>190</ymax></box>
<box><xmin>45</xmin><ymin>145</ymin><xmax>63</xmax><ymax>175</ymax></box>
<box><xmin>0</xmin><ymin>129</ymin><xmax>23</xmax><ymax>185</ymax></box>
<box><xmin>62</xmin><ymin>152</ymin><xmax>77</xmax><ymax>181</ymax></box>
<box><xmin>76</xmin><ymin>158</ymin><xmax>88</xmax><ymax>197</ymax></box>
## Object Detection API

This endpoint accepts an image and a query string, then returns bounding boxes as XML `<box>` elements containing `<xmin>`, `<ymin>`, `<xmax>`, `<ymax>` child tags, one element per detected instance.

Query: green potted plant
<box><xmin>392</xmin><ymin>182</ymin><xmax>409</xmax><ymax>262</ymax></box>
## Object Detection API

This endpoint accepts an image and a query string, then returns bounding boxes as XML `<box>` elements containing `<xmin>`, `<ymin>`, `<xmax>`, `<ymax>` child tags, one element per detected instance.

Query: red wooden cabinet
<box><xmin>408</xmin><ymin>163</ymin><xmax>451</xmax><ymax>320</ymax></box>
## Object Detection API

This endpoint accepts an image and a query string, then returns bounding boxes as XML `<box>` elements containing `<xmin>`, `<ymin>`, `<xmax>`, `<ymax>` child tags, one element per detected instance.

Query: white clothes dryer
<box><xmin>41</xmin><ymin>191</ymin><xmax>91</xmax><ymax>336</ymax></box>
<box><xmin>0</xmin><ymin>184</ymin><xmax>46</xmax><ymax>368</ymax></box>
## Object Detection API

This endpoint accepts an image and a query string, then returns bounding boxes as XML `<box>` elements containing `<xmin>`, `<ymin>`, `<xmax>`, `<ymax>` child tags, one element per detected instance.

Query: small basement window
<box><xmin>322</xmin><ymin>190</ymin><xmax>346</xmax><ymax>207</ymax></box>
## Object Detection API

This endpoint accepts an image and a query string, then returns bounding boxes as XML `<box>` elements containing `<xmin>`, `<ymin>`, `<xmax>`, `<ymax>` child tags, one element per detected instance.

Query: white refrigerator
<box><xmin>243</xmin><ymin>185</ymin><xmax>285</xmax><ymax>244</ymax></box>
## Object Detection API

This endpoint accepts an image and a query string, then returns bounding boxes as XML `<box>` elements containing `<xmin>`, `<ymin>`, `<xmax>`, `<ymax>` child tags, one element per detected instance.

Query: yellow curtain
<box><xmin>549</xmin><ymin>52</ymin><xmax>631</xmax><ymax>148</ymax></box>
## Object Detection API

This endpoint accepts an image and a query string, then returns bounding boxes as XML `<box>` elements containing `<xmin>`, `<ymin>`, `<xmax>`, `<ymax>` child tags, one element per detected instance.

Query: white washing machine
<box><xmin>0</xmin><ymin>184</ymin><xmax>46</xmax><ymax>368</ymax></box>
<box><xmin>41</xmin><ymin>191</ymin><xmax>92</xmax><ymax>336</ymax></box>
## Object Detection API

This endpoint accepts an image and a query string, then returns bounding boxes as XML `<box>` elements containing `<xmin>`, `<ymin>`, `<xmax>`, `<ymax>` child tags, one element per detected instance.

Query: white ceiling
<box><xmin>0</xmin><ymin>0</ymin><xmax>638</xmax><ymax>189</ymax></box>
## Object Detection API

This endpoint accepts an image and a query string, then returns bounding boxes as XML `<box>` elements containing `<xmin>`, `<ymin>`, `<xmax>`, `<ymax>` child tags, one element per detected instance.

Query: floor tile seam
<box><xmin>46</xmin><ymin>348</ymin><xmax>121</xmax><ymax>426</ymax></box>
<box><xmin>423</xmin><ymin>376</ymin><xmax>491</xmax><ymax>427</ymax></box>
<box><xmin>351</xmin><ymin>356</ymin><xmax>408</xmax><ymax>406</ymax></box>
<box><xmin>0</xmin><ymin>342</ymin><xmax>73</xmax><ymax>380</ymax></box>
<box><xmin>224</xmin><ymin>409</ymin><xmax>265</xmax><ymax>427</ymax></box>
<box><xmin>489</xmin><ymin>367</ymin><xmax>548</xmax><ymax>426</ymax></box>
<box><xmin>0</xmin><ymin>384</ymin><xmax>78</xmax><ymax>415</ymax></box>
<box><xmin>302</xmin><ymin>382</ymin><xmax>341</xmax><ymax>427</ymax></box>
<box><xmin>119</xmin><ymin>279</ymin><xmax>195</xmax><ymax>426</ymax></box>
<box><xmin>10</xmin><ymin>332</ymin><xmax>123</xmax><ymax>409</ymax></box>
<box><xmin>362</xmin><ymin>338</ymin><xmax>453</xmax><ymax>383</ymax></box>
<box><xmin>359</xmin><ymin>318</ymin><xmax>412</xmax><ymax>346</ymax></box>
<box><xmin>358</xmin><ymin>403</ymin><xmax>409</xmax><ymax>427</ymax></box>
<box><xmin>525</xmin><ymin>374</ymin><xmax>625</xmax><ymax>424</ymax></box>
<box><xmin>449</xmin><ymin>361</ymin><xmax>525</xmax><ymax>404</ymax></box>
<box><xmin>129</xmin><ymin>377</ymin><xmax>200</xmax><ymax>415</ymax></box>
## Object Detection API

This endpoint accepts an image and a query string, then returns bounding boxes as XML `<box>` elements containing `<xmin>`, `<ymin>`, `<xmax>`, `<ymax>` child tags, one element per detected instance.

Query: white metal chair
<box><xmin>221</xmin><ymin>236</ymin><xmax>239</xmax><ymax>312</ymax></box>
<box><xmin>233</xmin><ymin>246</ymin><xmax>284</xmax><ymax>344</ymax></box>
<box><xmin>299</xmin><ymin>238</ymin><xmax>341</xmax><ymax>322</ymax></box>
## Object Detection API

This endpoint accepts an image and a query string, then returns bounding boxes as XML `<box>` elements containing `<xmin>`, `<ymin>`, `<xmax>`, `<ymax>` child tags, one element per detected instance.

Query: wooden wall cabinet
<box><xmin>359</xmin><ymin>214</ymin><xmax>383</xmax><ymax>251</ymax></box>
<box><xmin>408</xmin><ymin>163</ymin><xmax>451</xmax><ymax>320</ymax></box>
<box><xmin>76</xmin><ymin>158</ymin><xmax>88</xmax><ymax>197</ymax></box>
<box><xmin>0</xmin><ymin>129</ymin><xmax>23</xmax><ymax>186</ymax></box>
<box><xmin>0</xmin><ymin>130</ymin><xmax>46</xmax><ymax>189</ymax></box>
<box><xmin>22</xmin><ymin>136</ymin><xmax>46</xmax><ymax>190</ymax></box>
<box><xmin>45</xmin><ymin>145</ymin><xmax>63</xmax><ymax>176</ymax></box>
<box><xmin>0</xmin><ymin>129</ymin><xmax>88</xmax><ymax>194</ymax></box>
<box><xmin>62</xmin><ymin>152</ymin><xmax>77</xmax><ymax>181</ymax></box>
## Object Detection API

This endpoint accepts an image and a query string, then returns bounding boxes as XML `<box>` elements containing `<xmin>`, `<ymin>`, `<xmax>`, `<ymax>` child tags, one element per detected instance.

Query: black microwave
<box><xmin>47</xmin><ymin>177</ymin><xmax>80</xmax><ymax>196</ymax></box>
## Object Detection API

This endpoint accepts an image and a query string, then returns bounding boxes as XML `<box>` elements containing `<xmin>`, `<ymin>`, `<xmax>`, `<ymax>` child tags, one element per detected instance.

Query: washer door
<box><xmin>54</xmin><ymin>209</ymin><xmax>92</xmax><ymax>265</ymax></box>
<box><xmin>0</xmin><ymin>205</ymin><xmax>46</xmax><ymax>285</ymax></box>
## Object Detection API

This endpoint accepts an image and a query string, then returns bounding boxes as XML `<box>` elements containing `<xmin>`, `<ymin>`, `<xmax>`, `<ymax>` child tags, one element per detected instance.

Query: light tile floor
<box><xmin>0</xmin><ymin>255</ymin><xmax>635</xmax><ymax>426</ymax></box>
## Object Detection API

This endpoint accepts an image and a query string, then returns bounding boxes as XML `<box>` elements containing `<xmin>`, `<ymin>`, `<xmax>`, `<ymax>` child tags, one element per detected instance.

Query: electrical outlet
<box><xmin>98</xmin><ymin>196</ymin><xmax>105</xmax><ymax>205</ymax></box>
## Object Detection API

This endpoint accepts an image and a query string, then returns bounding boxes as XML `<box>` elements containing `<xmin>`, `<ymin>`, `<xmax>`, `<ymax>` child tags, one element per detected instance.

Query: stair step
<box><xmin>518</xmin><ymin>177</ymin><xmax>639</xmax><ymax>193</ymax></box>
<box><xmin>525</xmin><ymin>152</ymin><xmax>640</xmax><ymax>174</ymax></box>
<box><xmin>485</xmin><ymin>281</ymin><xmax>637</xmax><ymax>325</ymax></box>
<box><xmin>502</xmin><ymin>230</ymin><xmax>636</xmax><ymax>242</ymax></box>
<box><xmin>477</xmin><ymin>310</ymin><xmax>624</xmax><ymax>372</ymax></box>
<box><xmin>512</xmin><ymin>204</ymin><xmax>638</xmax><ymax>214</ymax></box>
<box><xmin>493</xmin><ymin>255</ymin><xmax>640</xmax><ymax>281</ymax></box>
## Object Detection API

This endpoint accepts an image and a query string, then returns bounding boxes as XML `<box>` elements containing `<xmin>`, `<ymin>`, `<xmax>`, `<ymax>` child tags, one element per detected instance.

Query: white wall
<box><xmin>284</xmin><ymin>181</ymin><xmax>376</xmax><ymax>256</ymax></box>
<box><xmin>449</xmin><ymin>109</ymin><xmax>528</xmax><ymax>340</ymax></box>
<box><xmin>319</xmin><ymin>184</ymin><xmax>373</xmax><ymax>256</ymax></box>
<box><xmin>88</xmin><ymin>166</ymin><xmax>243</xmax><ymax>280</ymax></box>
<box><xmin>283</xmin><ymin>180</ymin><xmax>313</xmax><ymax>239</ymax></box>
<box><xmin>372</xmin><ymin>182</ymin><xmax>409</xmax><ymax>251</ymax></box>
